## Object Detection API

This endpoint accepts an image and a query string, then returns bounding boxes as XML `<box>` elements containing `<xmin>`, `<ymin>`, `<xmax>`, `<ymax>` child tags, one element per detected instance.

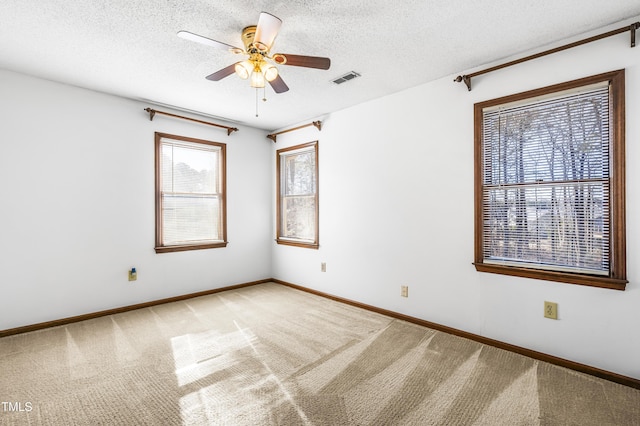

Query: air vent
<box><xmin>332</xmin><ymin>71</ymin><xmax>361</xmax><ymax>85</ymax></box>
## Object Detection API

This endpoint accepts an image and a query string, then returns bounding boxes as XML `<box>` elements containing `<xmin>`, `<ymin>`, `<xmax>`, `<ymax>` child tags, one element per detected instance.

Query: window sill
<box><xmin>473</xmin><ymin>262</ymin><xmax>627</xmax><ymax>291</ymax></box>
<box><xmin>276</xmin><ymin>239</ymin><xmax>319</xmax><ymax>250</ymax></box>
<box><xmin>155</xmin><ymin>242</ymin><xmax>228</xmax><ymax>254</ymax></box>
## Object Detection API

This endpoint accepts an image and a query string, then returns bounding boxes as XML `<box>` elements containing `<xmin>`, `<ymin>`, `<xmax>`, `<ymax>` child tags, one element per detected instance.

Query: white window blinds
<box><xmin>481</xmin><ymin>83</ymin><xmax>610</xmax><ymax>275</ymax></box>
<box><xmin>160</xmin><ymin>138</ymin><xmax>223</xmax><ymax>246</ymax></box>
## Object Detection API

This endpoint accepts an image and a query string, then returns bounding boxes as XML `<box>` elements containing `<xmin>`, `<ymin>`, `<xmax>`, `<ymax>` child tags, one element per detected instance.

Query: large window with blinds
<box><xmin>155</xmin><ymin>133</ymin><xmax>227</xmax><ymax>253</ymax></box>
<box><xmin>474</xmin><ymin>70</ymin><xmax>626</xmax><ymax>290</ymax></box>
<box><xmin>276</xmin><ymin>141</ymin><xmax>319</xmax><ymax>249</ymax></box>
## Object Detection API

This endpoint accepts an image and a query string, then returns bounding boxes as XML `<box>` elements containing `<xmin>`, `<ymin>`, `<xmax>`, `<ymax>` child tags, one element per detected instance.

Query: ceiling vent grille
<box><xmin>332</xmin><ymin>71</ymin><xmax>361</xmax><ymax>85</ymax></box>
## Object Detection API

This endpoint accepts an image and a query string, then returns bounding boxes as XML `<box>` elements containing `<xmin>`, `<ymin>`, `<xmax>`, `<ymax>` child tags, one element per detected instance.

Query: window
<box><xmin>155</xmin><ymin>132</ymin><xmax>227</xmax><ymax>253</ymax></box>
<box><xmin>474</xmin><ymin>70</ymin><xmax>626</xmax><ymax>290</ymax></box>
<box><xmin>276</xmin><ymin>141</ymin><xmax>319</xmax><ymax>248</ymax></box>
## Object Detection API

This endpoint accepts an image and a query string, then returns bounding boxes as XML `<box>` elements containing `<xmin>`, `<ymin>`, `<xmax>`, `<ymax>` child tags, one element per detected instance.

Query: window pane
<box><xmin>283</xmin><ymin>151</ymin><xmax>315</xmax><ymax>196</ymax></box>
<box><xmin>483</xmin><ymin>182</ymin><xmax>608</xmax><ymax>274</ymax></box>
<box><xmin>162</xmin><ymin>195</ymin><xmax>220</xmax><ymax>245</ymax></box>
<box><xmin>483</xmin><ymin>88</ymin><xmax>609</xmax><ymax>186</ymax></box>
<box><xmin>282</xmin><ymin>195</ymin><xmax>316</xmax><ymax>241</ymax></box>
<box><xmin>161</xmin><ymin>143</ymin><xmax>218</xmax><ymax>194</ymax></box>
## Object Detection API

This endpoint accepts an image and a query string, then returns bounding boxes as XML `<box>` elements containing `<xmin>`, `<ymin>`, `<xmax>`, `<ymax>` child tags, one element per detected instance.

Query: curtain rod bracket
<box><xmin>145</xmin><ymin>108</ymin><xmax>156</xmax><ymax>121</ymax></box>
<box><xmin>454</xmin><ymin>75</ymin><xmax>472</xmax><ymax>91</ymax></box>
<box><xmin>631</xmin><ymin>23</ymin><xmax>637</xmax><ymax>47</ymax></box>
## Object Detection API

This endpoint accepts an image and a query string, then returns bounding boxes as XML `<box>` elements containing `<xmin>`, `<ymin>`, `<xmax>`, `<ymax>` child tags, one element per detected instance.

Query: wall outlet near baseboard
<box><xmin>401</xmin><ymin>285</ymin><xmax>408</xmax><ymax>297</ymax></box>
<box><xmin>544</xmin><ymin>301</ymin><xmax>558</xmax><ymax>319</ymax></box>
<box><xmin>129</xmin><ymin>268</ymin><xmax>137</xmax><ymax>282</ymax></box>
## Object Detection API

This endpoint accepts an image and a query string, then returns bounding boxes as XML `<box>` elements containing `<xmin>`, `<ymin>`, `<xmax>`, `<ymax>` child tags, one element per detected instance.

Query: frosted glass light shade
<box><xmin>250</xmin><ymin>68</ymin><xmax>265</xmax><ymax>88</ymax></box>
<box><xmin>262</xmin><ymin>63</ymin><xmax>278</xmax><ymax>82</ymax></box>
<box><xmin>234</xmin><ymin>61</ymin><xmax>252</xmax><ymax>79</ymax></box>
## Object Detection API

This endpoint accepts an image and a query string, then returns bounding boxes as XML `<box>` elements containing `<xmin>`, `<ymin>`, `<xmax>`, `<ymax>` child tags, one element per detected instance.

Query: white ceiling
<box><xmin>1</xmin><ymin>1</ymin><xmax>639</xmax><ymax>130</ymax></box>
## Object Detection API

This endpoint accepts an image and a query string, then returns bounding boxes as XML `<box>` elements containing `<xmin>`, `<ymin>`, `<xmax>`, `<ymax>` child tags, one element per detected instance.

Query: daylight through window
<box><xmin>276</xmin><ymin>141</ymin><xmax>319</xmax><ymax>249</ymax></box>
<box><xmin>474</xmin><ymin>71</ymin><xmax>626</xmax><ymax>289</ymax></box>
<box><xmin>155</xmin><ymin>133</ymin><xmax>227</xmax><ymax>253</ymax></box>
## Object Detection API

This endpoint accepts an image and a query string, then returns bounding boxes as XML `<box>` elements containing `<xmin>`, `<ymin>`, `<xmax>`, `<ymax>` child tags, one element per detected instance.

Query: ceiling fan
<box><xmin>178</xmin><ymin>12</ymin><xmax>331</xmax><ymax>94</ymax></box>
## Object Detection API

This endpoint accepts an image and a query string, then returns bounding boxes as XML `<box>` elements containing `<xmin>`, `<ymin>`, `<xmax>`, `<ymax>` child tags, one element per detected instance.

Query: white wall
<box><xmin>0</xmin><ymin>70</ymin><xmax>273</xmax><ymax>330</ymax></box>
<box><xmin>272</xmin><ymin>21</ymin><xmax>640</xmax><ymax>380</ymax></box>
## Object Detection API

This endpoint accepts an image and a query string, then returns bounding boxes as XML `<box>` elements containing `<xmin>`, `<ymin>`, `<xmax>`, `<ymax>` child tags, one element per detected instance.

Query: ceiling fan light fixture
<box><xmin>180</xmin><ymin>12</ymin><xmax>330</xmax><ymax>98</ymax></box>
<box><xmin>250</xmin><ymin>66</ymin><xmax>266</xmax><ymax>88</ymax></box>
<box><xmin>235</xmin><ymin>60</ymin><xmax>252</xmax><ymax>79</ymax></box>
<box><xmin>262</xmin><ymin>62</ymin><xmax>278</xmax><ymax>82</ymax></box>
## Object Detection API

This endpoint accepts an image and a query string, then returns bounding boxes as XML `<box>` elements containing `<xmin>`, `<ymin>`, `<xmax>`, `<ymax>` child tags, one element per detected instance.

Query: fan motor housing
<box><xmin>241</xmin><ymin>26</ymin><xmax>257</xmax><ymax>51</ymax></box>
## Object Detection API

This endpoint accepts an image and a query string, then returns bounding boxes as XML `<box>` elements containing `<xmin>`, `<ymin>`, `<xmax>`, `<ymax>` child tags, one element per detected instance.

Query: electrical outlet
<box><xmin>544</xmin><ymin>301</ymin><xmax>558</xmax><ymax>319</ymax></box>
<box><xmin>321</xmin><ymin>262</ymin><xmax>326</xmax><ymax>272</ymax></box>
<box><xmin>128</xmin><ymin>268</ymin><xmax>137</xmax><ymax>282</ymax></box>
<box><xmin>401</xmin><ymin>285</ymin><xmax>408</xmax><ymax>297</ymax></box>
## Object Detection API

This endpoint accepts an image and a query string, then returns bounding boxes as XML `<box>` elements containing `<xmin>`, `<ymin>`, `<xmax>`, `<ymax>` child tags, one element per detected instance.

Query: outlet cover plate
<box><xmin>544</xmin><ymin>301</ymin><xmax>558</xmax><ymax>319</ymax></box>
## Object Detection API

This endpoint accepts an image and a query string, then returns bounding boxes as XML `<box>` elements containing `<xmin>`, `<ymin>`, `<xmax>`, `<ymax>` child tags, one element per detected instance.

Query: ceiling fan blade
<box><xmin>272</xmin><ymin>54</ymin><xmax>330</xmax><ymax>70</ymax></box>
<box><xmin>178</xmin><ymin>30</ymin><xmax>243</xmax><ymax>53</ymax></box>
<box><xmin>268</xmin><ymin>75</ymin><xmax>289</xmax><ymax>93</ymax></box>
<box><xmin>206</xmin><ymin>63</ymin><xmax>238</xmax><ymax>81</ymax></box>
<box><xmin>254</xmin><ymin>12</ymin><xmax>282</xmax><ymax>51</ymax></box>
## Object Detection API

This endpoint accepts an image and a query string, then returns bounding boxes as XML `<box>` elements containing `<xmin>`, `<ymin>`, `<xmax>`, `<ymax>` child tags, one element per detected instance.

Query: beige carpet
<box><xmin>1</xmin><ymin>283</ymin><xmax>639</xmax><ymax>425</ymax></box>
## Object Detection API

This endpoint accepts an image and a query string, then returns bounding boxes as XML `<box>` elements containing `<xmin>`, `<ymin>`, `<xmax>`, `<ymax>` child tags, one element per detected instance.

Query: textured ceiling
<box><xmin>1</xmin><ymin>1</ymin><xmax>639</xmax><ymax>130</ymax></box>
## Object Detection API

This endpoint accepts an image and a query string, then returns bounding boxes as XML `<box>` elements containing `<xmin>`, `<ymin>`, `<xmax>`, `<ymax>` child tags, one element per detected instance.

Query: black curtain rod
<box><xmin>454</xmin><ymin>22</ymin><xmax>639</xmax><ymax>91</ymax></box>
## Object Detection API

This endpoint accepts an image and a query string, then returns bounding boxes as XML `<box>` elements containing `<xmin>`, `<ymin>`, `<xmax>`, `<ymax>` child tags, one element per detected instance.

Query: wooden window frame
<box><xmin>155</xmin><ymin>132</ymin><xmax>228</xmax><ymax>254</ymax></box>
<box><xmin>276</xmin><ymin>141</ymin><xmax>319</xmax><ymax>249</ymax></box>
<box><xmin>473</xmin><ymin>70</ymin><xmax>627</xmax><ymax>290</ymax></box>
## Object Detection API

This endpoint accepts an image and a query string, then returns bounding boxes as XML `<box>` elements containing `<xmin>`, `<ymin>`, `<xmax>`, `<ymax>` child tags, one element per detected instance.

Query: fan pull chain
<box><xmin>255</xmin><ymin>88</ymin><xmax>259</xmax><ymax>117</ymax></box>
<box><xmin>254</xmin><ymin>87</ymin><xmax>268</xmax><ymax>117</ymax></box>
